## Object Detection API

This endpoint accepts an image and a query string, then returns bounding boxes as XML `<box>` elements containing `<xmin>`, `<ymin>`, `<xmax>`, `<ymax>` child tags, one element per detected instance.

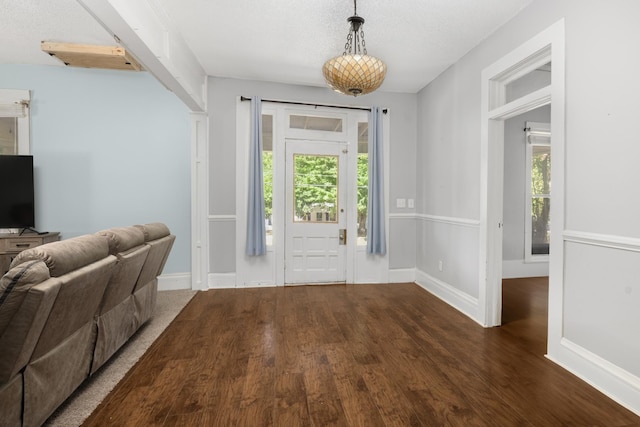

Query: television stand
<box><xmin>0</xmin><ymin>231</ymin><xmax>60</xmax><ymax>275</ymax></box>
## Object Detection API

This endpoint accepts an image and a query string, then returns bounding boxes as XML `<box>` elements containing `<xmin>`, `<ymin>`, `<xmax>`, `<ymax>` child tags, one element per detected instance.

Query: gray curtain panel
<box><xmin>245</xmin><ymin>96</ymin><xmax>267</xmax><ymax>256</ymax></box>
<box><xmin>367</xmin><ymin>106</ymin><xmax>386</xmax><ymax>255</ymax></box>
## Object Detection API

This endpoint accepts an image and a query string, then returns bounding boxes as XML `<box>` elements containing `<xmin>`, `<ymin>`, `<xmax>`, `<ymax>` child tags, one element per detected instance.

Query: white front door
<box><xmin>285</xmin><ymin>139</ymin><xmax>347</xmax><ymax>284</ymax></box>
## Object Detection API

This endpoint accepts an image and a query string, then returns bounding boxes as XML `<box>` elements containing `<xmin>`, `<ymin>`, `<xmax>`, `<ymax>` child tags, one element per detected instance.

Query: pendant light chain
<box><xmin>344</xmin><ymin>32</ymin><xmax>353</xmax><ymax>55</ymax></box>
<box><xmin>344</xmin><ymin>0</ymin><xmax>367</xmax><ymax>56</ymax></box>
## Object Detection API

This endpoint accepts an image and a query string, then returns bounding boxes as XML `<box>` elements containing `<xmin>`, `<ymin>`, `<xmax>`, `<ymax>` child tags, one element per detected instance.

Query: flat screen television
<box><xmin>0</xmin><ymin>155</ymin><xmax>35</xmax><ymax>230</ymax></box>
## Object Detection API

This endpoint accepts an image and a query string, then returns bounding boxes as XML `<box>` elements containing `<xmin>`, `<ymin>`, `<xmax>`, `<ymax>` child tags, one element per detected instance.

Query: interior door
<box><xmin>285</xmin><ymin>139</ymin><xmax>347</xmax><ymax>284</ymax></box>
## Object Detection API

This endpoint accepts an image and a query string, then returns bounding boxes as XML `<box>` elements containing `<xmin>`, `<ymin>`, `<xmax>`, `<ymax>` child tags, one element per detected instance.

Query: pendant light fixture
<box><xmin>322</xmin><ymin>0</ymin><xmax>387</xmax><ymax>96</ymax></box>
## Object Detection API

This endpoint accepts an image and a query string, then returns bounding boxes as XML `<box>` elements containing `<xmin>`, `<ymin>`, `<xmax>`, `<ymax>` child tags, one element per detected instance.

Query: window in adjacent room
<box><xmin>0</xmin><ymin>89</ymin><xmax>30</xmax><ymax>155</ymax></box>
<box><xmin>525</xmin><ymin>121</ymin><xmax>550</xmax><ymax>261</ymax></box>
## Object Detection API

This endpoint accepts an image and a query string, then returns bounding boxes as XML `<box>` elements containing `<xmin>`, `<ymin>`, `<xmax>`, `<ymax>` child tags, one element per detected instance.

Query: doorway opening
<box><xmin>479</xmin><ymin>20</ymin><xmax>565</xmax><ymax>342</ymax></box>
<box><xmin>503</xmin><ymin>107</ymin><xmax>551</xmax><ymax>279</ymax></box>
<box><xmin>502</xmin><ymin>105</ymin><xmax>550</xmax><ymax>338</ymax></box>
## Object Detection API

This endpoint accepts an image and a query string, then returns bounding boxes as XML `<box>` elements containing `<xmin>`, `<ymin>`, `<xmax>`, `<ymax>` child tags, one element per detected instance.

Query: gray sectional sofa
<box><xmin>0</xmin><ymin>223</ymin><xmax>175</xmax><ymax>427</ymax></box>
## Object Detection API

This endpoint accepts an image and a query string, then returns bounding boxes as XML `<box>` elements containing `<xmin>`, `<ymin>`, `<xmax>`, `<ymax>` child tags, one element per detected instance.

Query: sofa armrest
<box><xmin>0</xmin><ymin>278</ymin><xmax>61</xmax><ymax>383</ymax></box>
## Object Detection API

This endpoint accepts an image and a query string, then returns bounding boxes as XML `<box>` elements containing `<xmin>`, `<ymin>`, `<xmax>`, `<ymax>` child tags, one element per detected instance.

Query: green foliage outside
<box><xmin>293</xmin><ymin>155</ymin><xmax>338</xmax><ymax>221</ymax></box>
<box><xmin>357</xmin><ymin>154</ymin><xmax>368</xmax><ymax>238</ymax></box>
<box><xmin>263</xmin><ymin>151</ymin><xmax>273</xmax><ymax>218</ymax></box>
<box><xmin>531</xmin><ymin>147</ymin><xmax>550</xmax><ymax>245</ymax></box>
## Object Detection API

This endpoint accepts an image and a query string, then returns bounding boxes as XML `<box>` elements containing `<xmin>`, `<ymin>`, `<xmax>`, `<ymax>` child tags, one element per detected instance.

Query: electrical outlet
<box><xmin>396</xmin><ymin>198</ymin><xmax>406</xmax><ymax>208</ymax></box>
<box><xmin>438</xmin><ymin>260</ymin><xmax>443</xmax><ymax>272</ymax></box>
<box><xmin>408</xmin><ymin>199</ymin><xmax>414</xmax><ymax>208</ymax></box>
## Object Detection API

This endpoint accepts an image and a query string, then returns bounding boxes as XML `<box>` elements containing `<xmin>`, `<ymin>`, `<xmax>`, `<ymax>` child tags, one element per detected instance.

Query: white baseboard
<box><xmin>546</xmin><ymin>338</ymin><xmax>640</xmax><ymax>417</ymax></box>
<box><xmin>158</xmin><ymin>272</ymin><xmax>192</xmax><ymax>291</ymax></box>
<box><xmin>415</xmin><ymin>269</ymin><xmax>482</xmax><ymax>326</ymax></box>
<box><xmin>502</xmin><ymin>259</ymin><xmax>548</xmax><ymax>279</ymax></box>
<box><xmin>208</xmin><ymin>273</ymin><xmax>237</xmax><ymax>289</ymax></box>
<box><xmin>243</xmin><ymin>281</ymin><xmax>277</xmax><ymax>287</ymax></box>
<box><xmin>388</xmin><ymin>268</ymin><xmax>416</xmax><ymax>283</ymax></box>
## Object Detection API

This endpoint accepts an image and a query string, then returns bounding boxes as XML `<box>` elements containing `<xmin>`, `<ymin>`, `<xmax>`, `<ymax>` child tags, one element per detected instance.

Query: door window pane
<box><xmin>293</xmin><ymin>154</ymin><xmax>338</xmax><ymax>223</ymax></box>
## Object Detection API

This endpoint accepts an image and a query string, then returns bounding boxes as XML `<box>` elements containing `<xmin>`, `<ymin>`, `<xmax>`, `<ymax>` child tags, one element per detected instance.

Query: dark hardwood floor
<box><xmin>83</xmin><ymin>279</ymin><xmax>640</xmax><ymax>426</ymax></box>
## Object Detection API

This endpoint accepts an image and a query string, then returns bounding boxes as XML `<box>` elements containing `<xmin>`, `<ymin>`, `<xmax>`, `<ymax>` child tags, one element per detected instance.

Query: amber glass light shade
<box><xmin>322</xmin><ymin>54</ymin><xmax>387</xmax><ymax>97</ymax></box>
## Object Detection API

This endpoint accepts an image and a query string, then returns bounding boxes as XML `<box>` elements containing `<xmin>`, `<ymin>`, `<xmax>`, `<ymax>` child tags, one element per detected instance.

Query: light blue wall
<box><xmin>0</xmin><ymin>64</ymin><xmax>191</xmax><ymax>274</ymax></box>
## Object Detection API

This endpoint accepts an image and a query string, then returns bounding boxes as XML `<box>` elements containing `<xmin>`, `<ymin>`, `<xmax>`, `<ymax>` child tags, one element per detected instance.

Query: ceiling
<box><xmin>0</xmin><ymin>0</ymin><xmax>533</xmax><ymax>94</ymax></box>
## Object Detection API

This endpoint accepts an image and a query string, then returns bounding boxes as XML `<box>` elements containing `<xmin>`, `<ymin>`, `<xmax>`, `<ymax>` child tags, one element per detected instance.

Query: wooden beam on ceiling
<box><xmin>41</xmin><ymin>42</ymin><xmax>142</xmax><ymax>71</ymax></box>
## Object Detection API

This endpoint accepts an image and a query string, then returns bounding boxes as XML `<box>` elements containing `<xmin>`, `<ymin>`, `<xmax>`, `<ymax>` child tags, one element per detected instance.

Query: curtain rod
<box><xmin>240</xmin><ymin>96</ymin><xmax>387</xmax><ymax>114</ymax></box>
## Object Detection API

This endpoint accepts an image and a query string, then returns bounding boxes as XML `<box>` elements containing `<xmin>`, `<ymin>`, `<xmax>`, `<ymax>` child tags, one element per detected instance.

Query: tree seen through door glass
<box><xmin>293</xmin><ymin>154</ymin><xmax>338</xmax><ymax>223</ymax></box>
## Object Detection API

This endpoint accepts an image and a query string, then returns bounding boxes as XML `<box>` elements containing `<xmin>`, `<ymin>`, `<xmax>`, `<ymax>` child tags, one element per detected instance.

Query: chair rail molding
<box><xmin>563</xmin><ymin>230</ymin><xmax>640</xmax><ymax>253</ymax></box>
<box><xmin>416</xmin><ymin>213</ymin><xmax>480</xmax><ymax>228</ymax></box>
<box><xmin>208</xmin><ymin>215</ymin><xmax>237</xmax><ymax>222</ymax></box>
<box><xmin>388</xmin><ymin>213</ymin><xmax>416</xmax><ymax>220</ymax></box>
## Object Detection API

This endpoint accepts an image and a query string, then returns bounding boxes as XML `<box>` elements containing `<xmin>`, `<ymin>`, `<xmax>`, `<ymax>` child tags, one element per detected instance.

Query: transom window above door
<box><xmin>289</xmin><ymin>115</ymin><xmax>343</xmax><ymax>132</ymax></box>
<box><xmin>286</xmin><ymin>111</ymin><xmax>347</xmax><ymax>141</ymax></box>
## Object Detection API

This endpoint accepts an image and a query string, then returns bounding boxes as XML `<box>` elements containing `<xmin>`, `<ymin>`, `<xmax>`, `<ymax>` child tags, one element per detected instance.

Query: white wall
<box><xmin>207</xmin><ymin>77</ymin><xmax>417</xmax><ymax>275</ymax></box>
<box><xmin>415</xmin><ymin>46</ymin><xmax>483</xmax><ymax>319</ymax></box>
<box><xmin>0</xmin><ymin>65</ymin><xmax>191</xmax><ymax>274</ymax></box>
<box><xmin>416</xmin><ymin>0</ymin><xmax>640</xmax><ymax>413</ymax></box>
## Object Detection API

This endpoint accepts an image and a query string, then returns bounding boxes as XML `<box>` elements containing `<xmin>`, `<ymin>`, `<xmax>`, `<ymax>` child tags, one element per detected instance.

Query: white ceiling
<box><xmin>0</xmin><ymin>0</ymin><xmax>533</xmax><ymax>94</ymax></box>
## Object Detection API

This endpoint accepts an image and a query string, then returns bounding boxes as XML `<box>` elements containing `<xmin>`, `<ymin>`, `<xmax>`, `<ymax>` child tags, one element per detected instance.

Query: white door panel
<box><xmin>285</xmin><ymin>140</ymin><xmax>347</xmax><ymax>284</ymax></box>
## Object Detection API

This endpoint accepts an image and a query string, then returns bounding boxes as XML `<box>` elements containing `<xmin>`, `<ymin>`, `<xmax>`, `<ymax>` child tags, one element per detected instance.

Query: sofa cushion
<box><xmin>0</xmin><ymin>260</ymin><xmax>50</xmax><ymax>337</ymax></box>
<box><xmin>0</xmin><ymin>374</ymin><xmax>22</xmax><ymax>427</ymax></box>
<box><xmin>134</xmin><ymin>223</ymin><xmax>170</xmax><ymax>242</ymax></box>
<box><xmin>96</xmin><ymin>226</ymin><xmax>145</xmax><ymax>255</ymax></box>
<box><xmin>11</xmin><ymin>234</ymin><xmax>109</xmax><ymax>277</ymax></box>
